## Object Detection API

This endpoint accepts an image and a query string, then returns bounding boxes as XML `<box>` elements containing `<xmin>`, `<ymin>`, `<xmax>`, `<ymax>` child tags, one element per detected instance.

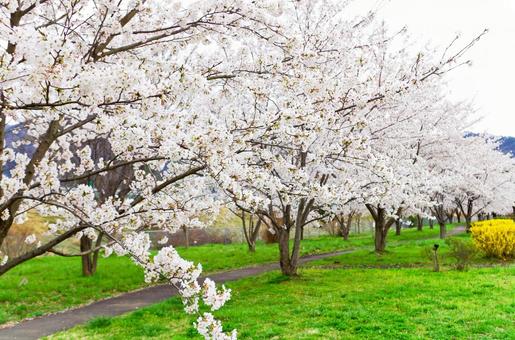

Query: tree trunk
<box><xmin>446</xmin><ymin>211</ymin><xmax>454</xmax><ymax>224</ymax></box>
<box><xmin>439</xmin><ymin>222</ymin><xmax>446</xmax><ymax>239</ymax></box>
<box><xmin>182</xmin><ymin>225</ymin><xmax>189</xmax><ymax>248</ymax></box>
<box><xmin>337</xmin><ymin>214</ymin><xmax>352</xmax><ymax>241</ymax></box>
<box><xmin>342</xmin><ymin>226</ymin><xmax>350</xmax><ymax>240</ymax></box>
<box><xmin>395</xmin><ymin>219</ymin><xmax>401</xmax><ymax>235</ymax></box>
<box><xmin>416</xmin><ymin>215</ymin><xmax>423</xmax><ymax>231</ymax></box>
<box><xmin>465</xmin><ymin>216</ymin><xmax>472</xmax><ymax>232</ymax></box>
<box><xmin>80</xmin><ymin>232</ymin><xmax>103</xmax><ymax>276</ymax></box>
<box><xmin>366</xmin><ymin>204</ymin><xmax>396</xmax><ymax>253</ymax></box>
<box><xmin>80</xmin><ymin>236</ymin><xmax>94</xmax><ymax>277</ymax></box>
<box><xmin>242</xmin><ymin>212</ymin><xmax>261</xmax><ymax>252</ymax></box>
<box><xmin>275</xmin><ymin>198</ymin><xmax>314</xmax><ymax>276</ymax></box>
<box><xmin>374</xmin><ymin>225</ymin><xmax>387</xmax><ymax>253</ymax></box>
<box><xmin>429</xmin><ymin>219</ymin><xmax>434</xmax><ymax>229</ymax></box>
<box><xmin>455</xmin><ymin>209</ymin><xmax>462</xmax><ymax>223</ymax></box>
<box><xmin>277</xmin><ymin>228</ymin><xmax>296</xmax><ymax>276</ymax></box>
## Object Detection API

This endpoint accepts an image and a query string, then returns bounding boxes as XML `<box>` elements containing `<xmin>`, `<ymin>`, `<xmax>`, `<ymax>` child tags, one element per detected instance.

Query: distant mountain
<box><xmin>498</xmin><ymin>136</ymin><xmax>515</xmax><ymax>157</ymax></box>
<box><xmin>3</xmin><ymin>124</ymin><xmax>35</xmax><ymax>176</ymax></box>
<box><xmin>2</xmin><ymin>126</ymin><xmax>514</xmax><ymax>178</ymax></box>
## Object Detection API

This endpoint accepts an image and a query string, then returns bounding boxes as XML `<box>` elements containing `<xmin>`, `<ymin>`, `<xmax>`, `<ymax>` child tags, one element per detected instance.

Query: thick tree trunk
<box><xmin>242</xmin><ymin>212</ymin><xmax>261</xmax><ymax>252</ymax></box>
<box><xmin>439</xmin><ymin>222</ymin><xmax>446</xmax><ymax>239</ymax></box>
<box><xmin>395</xmin><ymin>219</ymin><xmax>401</xmax><ymax>235</ymax></box>
<box><xmin>457</xmin><ymin>198</ymin><xmax>474</xmax><ymax>233</ymax></box>
<box><xmin>374</xmin><ymin>226</ymin><xmax>387</xmax><ymax>253</ymax></box>
<box><xmin>465</xmin><ymin>216</ymin><xmax>472</xmax><ymax>232</ymax></box>
<box><xmin>337</xmin><ymin>214</ymin><xmax>352</xmax><ymax>241</ymax></box>
<box><xmin>366</xmin><ymin>204</ymin><xmax>397</xmax><ymax>253</ymax></box>
<box><xmin>277</xmin><ymin>229</ymin><xmax>296</xmax><ymax>275</ymax></box>
<box><xmin>446</xmin><ymin>211</ymin><xmax>454</xmax><ymax>224</ymax></box>
<box><xmin>182</xmin><ymin>225</ymin><xmax>190</xmax><ymax>248</ymax></box>
<box><xmin>80</xmin><ymin>232</ymin><xmax>103</xmax><ymax>277</ymax></box>
<box><xmin>416</xmin><ymin>215</ymin><xmax>423</xmax><ymax>231</ymax></box>
<box><xmin>455</xmin><ymin>209</ymin><xmax>462</xmax><ymax>223</ymax></box>
<box><xmin>274</xmin><ymin>198</ymin><xmax>314</xmax><ymax>276</ymax></box>
<box><xmin>80</xmin><ymin>236</ymin><xmax>94</xmax><ymax>277</ymax></box>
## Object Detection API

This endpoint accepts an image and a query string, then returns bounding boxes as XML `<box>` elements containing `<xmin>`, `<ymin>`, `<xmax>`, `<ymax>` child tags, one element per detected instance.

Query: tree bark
<box><xmin>395</xmin><ymin>219</ymin><xmax>401</xmax><ymax>236</ymax></box>
<box><xmin>416</xmin><ymin>215</ymin><xmax>423</xmax><ymax>231</ymax></box>
<box><xmin>79</xmin><ymin>232</ymin><xmax>104</xmax><ymax>276</ymax></box>
<box><xmin>182</xmin><ymin>225</ymin><xmax>190</xmax><ymax>248</ymax></box>
<box><xmin>465</xmin><ymin>216</ymin><xmax>472</xmax><ymax>231</ymax></box>
<box><xmin>456</xmin><ymin>198</ymin><xmax>474</xmax><ymax>232</ymax></box>
<box><xmin>274</xmin><ymin>197</ymin><xmax>315</xmax><ymax>276</ymax></box>
<box><xmin>366</xmin><ymin>204</ymin><xmax>399</xmax><ymax>253</ymax></box>
<box><xmin>277</xmin><ymin>228</ymin><xmax>296</xmax><ymax>276</ymax></box>
<box><xmin>429</xmin><ymin>219</ymin><xmax>434</xmax><ymax>229</ymax></box>
<box><xmin>345</xmin><ymin>213</ymin><xmax>353</xmax><ymax>240</ymax></box>
<box><xmin>430</xmin><ymin>203</ymin><xmax>447</xmax><ymax>239</ymax></box>
<box><xmin>242</xmin><ymin>211</ymin><xmax>261</xmax><ymax>252</ymax></box>
<box><xmin>455</xmin><ymin>209</ymin><xmax>462</xmax><ymax>223</ymax></box>
<box><xmin>336</xmin><ymin>213</ymin><xmax>353</xmax><ymax>241</ymax></box>
<box><xmin>446</xmin><ymin>210</ymin><xmax>454</xmax><ymax>224</ymax></box>
<box><xmin>374</xmin><ymin>225</ymin><xmax>387</xmax><ymax>253</ymax></box>
<box><xmin>439</xmin><ymin>222</ymin><xmax>446</xmax><ymax>239</ymax></box>
<box><xmin>80</xmin><ymin>236</ymin><xmax>94</xmax><ymax>276</ymax></box>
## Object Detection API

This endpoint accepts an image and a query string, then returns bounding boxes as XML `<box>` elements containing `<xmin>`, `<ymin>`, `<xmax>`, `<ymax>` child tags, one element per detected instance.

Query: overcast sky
<box><xmin>350</xmin><ymin>0</ymin><xmax>515</xmax><ymax>137</ymax></box>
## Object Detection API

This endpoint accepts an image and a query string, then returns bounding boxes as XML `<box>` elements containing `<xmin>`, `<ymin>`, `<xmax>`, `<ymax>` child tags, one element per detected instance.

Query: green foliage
<box><xmin>445</xmin><ymin>238</ymin><xmax>478</xmax><ymax>271</ymax></box>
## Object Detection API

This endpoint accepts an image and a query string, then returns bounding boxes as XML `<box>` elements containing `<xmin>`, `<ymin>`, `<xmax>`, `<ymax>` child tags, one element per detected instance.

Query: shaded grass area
<box><xmin>49</xmin><ymin>266</ymin><xmax>515</xmax><ymax>340</ymax></box>
<box><xmin>0</xmin><ymin>224</ymin><xmax>457</xmax><ymax>325</ymax></box>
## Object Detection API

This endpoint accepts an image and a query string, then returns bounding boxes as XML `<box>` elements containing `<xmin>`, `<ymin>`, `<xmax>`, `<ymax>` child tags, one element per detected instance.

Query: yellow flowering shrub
<box><xmin>470</xmin><ymin>219</ymin><xmax>515</xmax><ymax>259</ymax></box>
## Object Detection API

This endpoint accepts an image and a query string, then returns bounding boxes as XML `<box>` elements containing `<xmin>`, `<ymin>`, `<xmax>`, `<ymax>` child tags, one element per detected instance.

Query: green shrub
<box><xmin>445</xmin><ymin>238</ymin><xmax>477</xmax><ymax>271</ymax></box>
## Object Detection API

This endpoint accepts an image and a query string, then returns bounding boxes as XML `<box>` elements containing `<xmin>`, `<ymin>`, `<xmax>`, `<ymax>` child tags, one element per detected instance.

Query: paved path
<box><xmin>0</xmin><ymin>249</ymin><xmax>354</xmax><ymax>340</ymax></box>
<box><xmin>0</xmin><ymin>226</ymin><xmax>467</xmax><ymax>340</ymax></box>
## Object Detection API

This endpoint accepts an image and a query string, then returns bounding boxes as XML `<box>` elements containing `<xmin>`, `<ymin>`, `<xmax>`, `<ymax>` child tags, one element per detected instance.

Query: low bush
<box><xmin>445</xmin><ymin>238</ymin><xmax>478</xmax><ymax>271</ymax></box>
<box><xmin>470</xmin><ymin>219</ymin><xmax>515</xmax><ymax>259</ymax></box>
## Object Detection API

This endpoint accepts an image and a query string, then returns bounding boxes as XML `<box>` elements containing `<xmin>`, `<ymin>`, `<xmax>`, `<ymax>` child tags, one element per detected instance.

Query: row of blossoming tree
<box><xmin>1</xmin><ymin>1</ymin><xmax>514</xmax><ymax>338</ymax></box>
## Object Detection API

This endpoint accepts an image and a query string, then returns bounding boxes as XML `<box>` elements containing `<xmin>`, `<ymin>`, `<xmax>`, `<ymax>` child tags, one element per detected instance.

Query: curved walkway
<box><xmin>0</xmin><ymin>226</ymin><xmax>467</xmax><ymax>340</ymax></box>
<box><xmin>0</xmin><ymin>249</ymin><xmax>354</xmax><ymax>340</ymax></box>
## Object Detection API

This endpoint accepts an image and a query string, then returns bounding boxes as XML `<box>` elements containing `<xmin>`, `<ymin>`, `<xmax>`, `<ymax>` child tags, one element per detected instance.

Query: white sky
<box><xmin>351</xmin><ymin>0</ymin><xmax>515</xmax><ymax>136</ymax></box>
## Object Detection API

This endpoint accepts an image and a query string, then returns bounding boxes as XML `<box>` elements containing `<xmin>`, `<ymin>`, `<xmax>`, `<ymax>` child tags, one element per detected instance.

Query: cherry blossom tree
<box><xmin>0</xmin><ymin>0</ymin><xmax>502</xmax><ymax>337</ymax></box>
<box><xmin>452</xmin><ymin>136</ymin><xmax>515</xmax><ymax>231</ymax></box>
<box><xmin>210</xmin><ymin>1</ymin><xmax>486</xmax><ymax>268</ymax></box>
<box><xmin>0</xmin><ymin>1</ymin><xmax>290</xmax><ymax>337</ymax></box>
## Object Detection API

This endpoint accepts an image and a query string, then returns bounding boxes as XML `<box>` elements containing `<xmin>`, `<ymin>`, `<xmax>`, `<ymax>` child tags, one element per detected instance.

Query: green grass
<box><xmin>0</xmin><ymin>235</ymin><xmax>361</xmax><ymax>325</ymax></box>
<box><xmin>48</xmin><ymin>266</ymin><xmax>515</xmax><ymax>339</ymax></box>
<box><xmin>308</xmin><ymin>236</ymin><xmax>505</xmax><ymax>269</ymax></box>
<box><xmin>0</xmin><ymin>224</ymin><xmax>458</xmax><ymax>325</ymax></box>
<box><xmin>0</xmin><ymin>255</ymin><xmax>145</xmax><ymax>325</ymax></box>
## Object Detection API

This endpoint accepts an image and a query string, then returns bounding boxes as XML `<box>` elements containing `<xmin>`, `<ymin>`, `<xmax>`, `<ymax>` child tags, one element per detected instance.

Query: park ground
<box><xmin>0</xmin><ymin>224</ymin><xmax>514</xmax><ymax>339</ymax></box>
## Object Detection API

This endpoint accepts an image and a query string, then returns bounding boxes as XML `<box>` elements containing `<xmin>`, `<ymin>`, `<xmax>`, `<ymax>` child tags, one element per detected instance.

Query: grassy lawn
<box><xmin>0</xmin><ymin>224</ymin><xmax>458</xmax><ymax>325</ymax></box>
<box><xmin>48</xmin><ymin>266</ymin><xmax>515</xmax><ymax>339</ymax></box>
<box><xmin>308</xmin><ymin>236</ymin><xmax>505</xmax><ymax>269</ymax></box>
